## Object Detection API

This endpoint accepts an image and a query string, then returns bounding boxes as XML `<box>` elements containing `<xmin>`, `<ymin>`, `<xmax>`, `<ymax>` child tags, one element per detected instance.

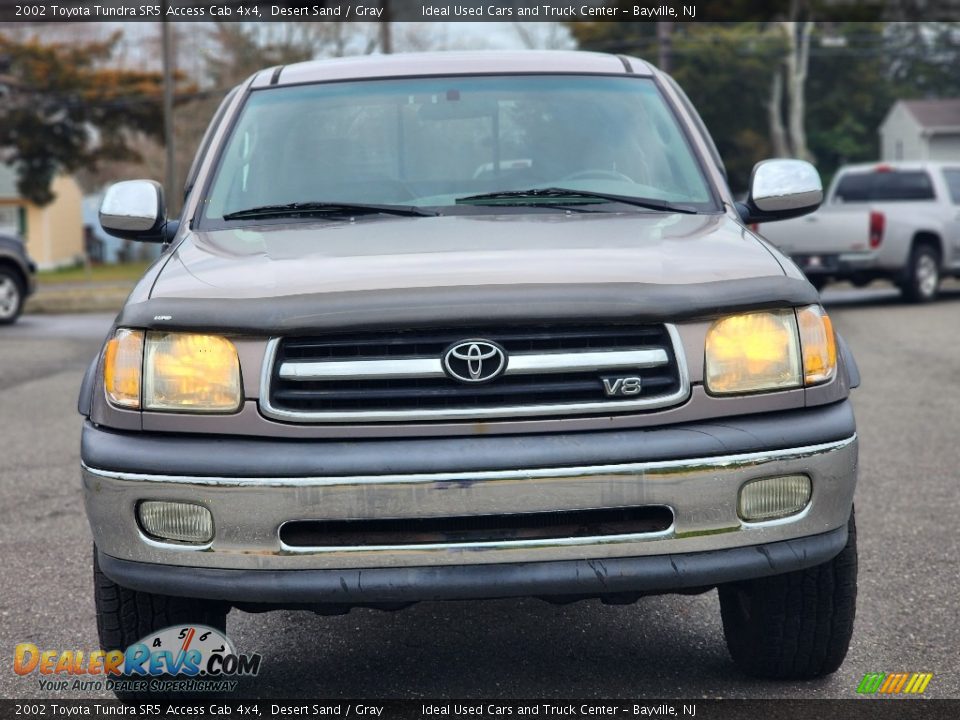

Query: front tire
<box><xmin>93</xmin><ymin>548</ymin><xmax>228</xmax><ymax>697</ymax></box>
<box><xmin>718</xmin><ymin>511</ymin><xmax>857</xmax><ymax>679</ymax></box>
<box><xmin>900</xmin><ymin>244</ymin><xmax>941</xmax><ymax>303</ymax></box>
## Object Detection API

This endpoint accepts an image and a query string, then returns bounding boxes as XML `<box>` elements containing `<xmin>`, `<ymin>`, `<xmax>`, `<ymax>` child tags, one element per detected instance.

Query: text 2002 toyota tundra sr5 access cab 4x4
<box><xmin>81</xmin><ymin>51</ymin><xmax>860</xmax><ymax>681</ymax></box>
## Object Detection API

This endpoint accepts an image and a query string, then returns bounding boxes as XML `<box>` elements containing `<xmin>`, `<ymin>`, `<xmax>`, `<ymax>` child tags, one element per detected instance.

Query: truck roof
<box><xmin>251</xmin><ymin>50</ymin><xmax>653</xmax><ymax>89</ymax></box>
<box><xmin>837</xmin><ymin>160</ymin><xmax>960</xmax><ymax>174</ymax></box>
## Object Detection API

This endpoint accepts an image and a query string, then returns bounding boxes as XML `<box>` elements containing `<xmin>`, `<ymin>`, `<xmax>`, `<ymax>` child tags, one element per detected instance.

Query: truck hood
<box><xmin>152</xmin><ymin>213</ymin><xmax>785</xmax><ymax>300</ymax></box>
<box><xmin>119</xmin><ymin>212</ymin><xmax>818</xmax><ymax>333</ymax></box>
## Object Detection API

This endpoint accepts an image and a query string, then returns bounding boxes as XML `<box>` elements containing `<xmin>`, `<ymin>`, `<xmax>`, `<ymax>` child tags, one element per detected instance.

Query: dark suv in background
<box><xmin>0</xmin><ymin>233</ymin><xmax>35</xmax><ymax>324</ymax></box>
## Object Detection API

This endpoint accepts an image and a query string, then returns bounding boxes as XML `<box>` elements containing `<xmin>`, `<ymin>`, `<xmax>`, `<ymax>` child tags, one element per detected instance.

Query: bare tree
<box><xmin>781</xmin><ymin>20</ymin><xmax>814</xmax><ymax>161</ymax></box>
<box><xmin>392</xmin><ymin>24</ymin><xmax>450</xmax><ymax>52</ymax></box>
<box><xmin>767</xmin><ymin>15</ymin><xmax>814</xmax><ymax>161</ymax></box>
<box><xmin>656</xmin><ymin>21</ymin><xmax>674</xmax><ymax>72</ymax></box>
<box><xmin>512</xmin><ymin>23</ymin><xmax>574</xmax><ymax>50</ymax></box>
<box><xmin>767</xmin><ymin>70</ymin><xmax>789</xmax><ymax>157</ymax></box>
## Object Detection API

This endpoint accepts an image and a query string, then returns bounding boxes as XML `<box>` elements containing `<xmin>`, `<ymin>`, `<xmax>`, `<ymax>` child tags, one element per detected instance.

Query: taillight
<box><xmin>869</xmin><ymin>211</ymin><xmax>885</xmax><ymax>249</ymax></box>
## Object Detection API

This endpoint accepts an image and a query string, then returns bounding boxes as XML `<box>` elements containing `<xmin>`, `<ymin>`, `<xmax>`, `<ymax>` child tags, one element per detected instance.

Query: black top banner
<box><xmin>2</xmin><ymin>0</ymin><xmax>960</xmax><ymax>22</ymax></box>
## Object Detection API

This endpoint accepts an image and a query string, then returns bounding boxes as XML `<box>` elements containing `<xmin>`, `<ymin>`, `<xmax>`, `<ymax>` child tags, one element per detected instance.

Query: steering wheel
<box><xmin>562</xmin><ymin>169</ymin><xmax>635</xmax><ymax>183</ymax></box>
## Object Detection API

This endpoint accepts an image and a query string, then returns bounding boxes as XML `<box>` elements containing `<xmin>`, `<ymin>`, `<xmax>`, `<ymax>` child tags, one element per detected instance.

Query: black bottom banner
<box><xmin>2</xmin><ymin>700</ymin><xmax>958</xmax><ymax>720</ymax></box>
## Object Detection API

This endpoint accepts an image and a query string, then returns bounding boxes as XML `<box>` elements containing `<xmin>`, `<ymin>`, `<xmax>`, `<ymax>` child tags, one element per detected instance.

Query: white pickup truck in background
<box><xmin>757</xmin><ymin>162</ymin><xmax>960</xmax><ymax>301</ymax></box>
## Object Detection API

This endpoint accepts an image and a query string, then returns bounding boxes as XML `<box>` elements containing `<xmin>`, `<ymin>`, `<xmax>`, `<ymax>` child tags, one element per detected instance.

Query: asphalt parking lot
<box><xmin>1</xmin><ymin>284</ymin><xmax>958</xmax><ymax>700</ymax></box>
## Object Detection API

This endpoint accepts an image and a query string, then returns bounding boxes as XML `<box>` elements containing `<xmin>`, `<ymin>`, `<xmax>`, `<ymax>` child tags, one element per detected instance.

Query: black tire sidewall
<box><xmin>718</xmin><ymin>510</ymin><xmax>858</xmax><ymax>680</ymax></box>
<box><xmin>0</xmin><ymin>268</ymin><xmax>24</xmax><ymax>324</ymax></box>
<box><xmin>93</xmin><ymin>548</ymin><xmax>228</xmax><ymax>699</ymax></box>
<box><xmin>903</xmin><ymin>245</ymin><xmax>940</xmax><ymax>303</ymax></box>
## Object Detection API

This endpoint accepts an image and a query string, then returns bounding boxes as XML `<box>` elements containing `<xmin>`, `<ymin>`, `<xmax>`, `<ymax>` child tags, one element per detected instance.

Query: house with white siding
<box><xmin>879</xmin><ymin>99</ymin><xmax>960</xmax><ymax>162</ymax></box>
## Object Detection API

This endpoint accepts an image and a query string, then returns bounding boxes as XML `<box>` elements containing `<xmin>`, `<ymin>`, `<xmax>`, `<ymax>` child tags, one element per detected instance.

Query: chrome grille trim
<box><xmin>259</xmin><ymin>324</ymin><xmax>690</xmax><ymax>423</ymax></box>
<box><xmin>509</xmin><ymin>348</ymin><xmax>668</xmax><ymax>374</ymax></box>
<box><xmin>280</xmin><ymin>357</ymin><xmax>445</xmax><ymax>380</ymax></box>
<box><xmin>278</xmin><ymin>348</ymin><xmax>669</xmax><ymax>381</ymax></box>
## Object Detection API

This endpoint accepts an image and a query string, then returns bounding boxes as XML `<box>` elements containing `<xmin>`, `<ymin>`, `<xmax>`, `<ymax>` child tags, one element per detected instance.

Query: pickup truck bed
<box><xmin>758</xmin><ymin>162</ymin><xmax>960</xmax><ymax>301</ymax></box>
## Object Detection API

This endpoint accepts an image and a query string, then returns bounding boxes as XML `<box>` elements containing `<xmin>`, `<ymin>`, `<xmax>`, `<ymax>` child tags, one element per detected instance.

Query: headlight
<box><xmin>103</xmin><ymin>330</ymin><xmax>242</xmax><ymax>412</ymax></box>
<box><xmin>144</xmin><ymin>332</ymin><xmax>242</xmax><ymax>411</ymax></box>
<box><xmin>705</xmin><ymin>310</ymin><xmax>802</xmax><ymax>394</ymax></box>
<box><xmin>705</xmin><ymin>306</ymin><xmax>838</xmax><ymax>395</ymax></box>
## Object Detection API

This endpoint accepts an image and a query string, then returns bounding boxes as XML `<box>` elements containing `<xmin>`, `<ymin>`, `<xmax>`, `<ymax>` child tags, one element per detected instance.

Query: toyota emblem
<box><xmin>442</xmin><ymin>340</ymin><xmax>507</xmax><ymax>384</ymax></box>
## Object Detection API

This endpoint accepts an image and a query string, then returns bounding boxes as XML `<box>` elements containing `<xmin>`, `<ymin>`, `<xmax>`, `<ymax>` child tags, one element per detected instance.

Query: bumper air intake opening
<box><xmin>280</xmin><ymin>505</ymin><xmax>674</xmax><ymax>548</ymax></box>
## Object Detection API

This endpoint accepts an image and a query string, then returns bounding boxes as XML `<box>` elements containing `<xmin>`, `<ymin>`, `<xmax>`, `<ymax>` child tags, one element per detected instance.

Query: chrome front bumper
<box><xmin>83</xmin><ymin>434</ymin><xmax>857</xmax><ymax>572</ymax></box>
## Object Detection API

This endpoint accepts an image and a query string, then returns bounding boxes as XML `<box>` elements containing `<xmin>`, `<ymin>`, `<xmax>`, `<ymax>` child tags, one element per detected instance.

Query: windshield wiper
<box><xmin>455</xmin><ymin>188</ymin><xmax>699</xmax><ymax>214</ymax></box>
<box><xmin>222</xmin><ymin>202</ymin><xmax>437</xmax><ymax>221</ymax></box>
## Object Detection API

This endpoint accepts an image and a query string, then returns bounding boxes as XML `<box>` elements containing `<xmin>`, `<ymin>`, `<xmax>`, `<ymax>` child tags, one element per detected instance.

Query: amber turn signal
<box><xmin>797</xmin><ymin>305</ymin><xmax>837</xmax><ymax>386</ymax></box>
<box><xmin>103</xmin><ymin>329</ymin><xmax>144</xmax><ymax>409</ymax></box>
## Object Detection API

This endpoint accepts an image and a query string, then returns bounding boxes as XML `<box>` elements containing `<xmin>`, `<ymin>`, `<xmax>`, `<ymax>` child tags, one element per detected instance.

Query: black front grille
<box><xmin>266</xmin><ymin>323</ymin><xmax>684</xmax><ymax>420</ymax></box>
<box><xmin>280</xmin><ymin>506</ymin><xmax>674</xmax><ymax>547</ymax></box>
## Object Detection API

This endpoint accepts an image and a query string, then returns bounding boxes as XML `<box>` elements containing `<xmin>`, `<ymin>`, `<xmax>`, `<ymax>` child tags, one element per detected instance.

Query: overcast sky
<box><xmin>18</xmin><ymin>21</ymin><xmax>574</xmax><ymax>78</ymax></box>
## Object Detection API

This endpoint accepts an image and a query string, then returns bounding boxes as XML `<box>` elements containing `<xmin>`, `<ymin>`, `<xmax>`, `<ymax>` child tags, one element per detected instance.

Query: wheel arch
<box><xmin>911</xmin><ymin>230</ymin><xmax>943</xmax><ymax>261</ymax></box>
<box><xmin>0</xmin><ymin>255</ymin><xmax>28</xmax><ymax>288</ymax></box>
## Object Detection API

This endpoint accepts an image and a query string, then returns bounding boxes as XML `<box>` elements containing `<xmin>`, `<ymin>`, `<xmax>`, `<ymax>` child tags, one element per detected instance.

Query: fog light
<box><xmin>138</xmin><ymin>501</ymin><xmax>214</xmax><ymax>544</ymax></box>
<box><xmin>738</xmin><ymin>475</ymin><xmax>812</xmax><ymax>522</ymax></box>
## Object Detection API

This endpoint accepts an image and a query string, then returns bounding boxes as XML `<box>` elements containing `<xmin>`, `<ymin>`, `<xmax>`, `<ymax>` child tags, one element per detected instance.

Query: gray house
<box><xmin>879</xmin><ymin>99</ymin><xmax>960</xmax><ymax>162</ymax></box>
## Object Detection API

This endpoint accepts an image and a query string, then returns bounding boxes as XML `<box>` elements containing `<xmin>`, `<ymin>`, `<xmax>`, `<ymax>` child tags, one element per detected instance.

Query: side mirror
<box><xmin>739</xmin><ymin>159</ymin><xmax>823</xmax><ymax>224</ymax></box>
<box><xmin>99</xmin><ymin>180</ymin><xmax>171</xmax><ymax>242</ymax></box>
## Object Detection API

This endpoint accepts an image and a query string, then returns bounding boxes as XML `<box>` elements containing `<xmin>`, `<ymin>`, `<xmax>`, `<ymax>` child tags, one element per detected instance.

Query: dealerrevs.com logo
<box><xmin>856</xmin><ymin>672</ymin><xmax>934</xmax><ymax>695</ymax></box>
<box><xmin>14</xmin><ymin>625</ymin><xmax>261</xmax><ymax>694</ymax></box>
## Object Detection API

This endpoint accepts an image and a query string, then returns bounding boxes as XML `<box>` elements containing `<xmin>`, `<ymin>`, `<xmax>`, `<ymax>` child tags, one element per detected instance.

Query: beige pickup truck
<box><xmin>80</xmin><ymin>50</ymin><xmax>860</xmax><ymax>685</ymax></box>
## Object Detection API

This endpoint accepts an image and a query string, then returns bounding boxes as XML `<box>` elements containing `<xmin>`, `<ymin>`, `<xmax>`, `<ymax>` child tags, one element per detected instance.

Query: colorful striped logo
<box><xmin>857</xmin><ymin>672</ymin><xmax>933</xmax><ymax>695</ymax></box>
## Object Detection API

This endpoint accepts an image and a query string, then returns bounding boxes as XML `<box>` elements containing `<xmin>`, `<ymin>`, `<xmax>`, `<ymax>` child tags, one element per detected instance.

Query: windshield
<box><xmin>201</xmin><ymin>75</ymin><xmax>717</xmax><ymax>225</ymax></box>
